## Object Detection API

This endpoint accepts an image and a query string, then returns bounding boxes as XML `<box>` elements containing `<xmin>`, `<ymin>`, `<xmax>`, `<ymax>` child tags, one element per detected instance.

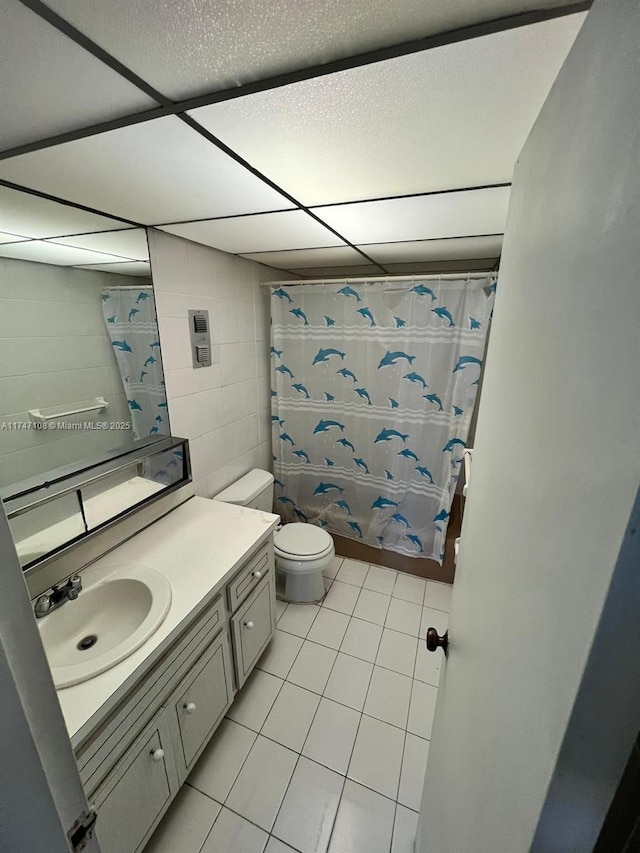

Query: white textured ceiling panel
<box><xmin>317</xmin><ymin>187</ymin><xmax>510</xmax><ymax>245</ymax></box>
<box><xmin>191</xmin><ymin>14</ymin><xmax>585</xmax><ymax>205</ymax></box>
<box><xmin>291</xmin><ymin>265</ymin><xmax>385</xmax><ymax>278</ymax></box>
<box><xmin>53</xmin><ymin>228</ymin><xmax>149</xmax><ymax>260</ymax></box>
<box><xmin>74</xmin><ymin>261</ymin><xmax>151</xmax><ymax>276</ymax></box>
<box><xmin>0</xmin><ymin>241</ymin><xmax>133</xmax><ymax>266</ymax></box>
<box><xmin>0</xmin><ymin>232</ymin><xmax>29</xmax><ymax>244</ymax></box>
<box><xmin>385</xmin><ymin>259</ymin><xmax>497</xmax><ymax>274</ymax></box>
<box><xmin>241</xmin><ymin>246</ymin><xmax>364</xmax><ymax>268</ymax></box>
<box><xmin>0</xmin><ymin>117</ymin><xmax>293</xmax><ymax>223</ymax></box>
<box><xmin>160</xmin><ymin>211</ymin><xmax>345</xmax><ymax>254</ymax></box>
<box><xmin>0</xmin><ymin>0</ymin><xmax>158</xmax><ymax>151</ymax></box>
<box><xmin>0</xmin><ymin>186</ymin><xmax>131</xmax><ymax>238</ymax></box>
<box><xmin>363</xmin><ymin>235</ymin><xmax>503</xmax><ymax>263</ymax></box>
<box><xmin>43</xmin><ymin>0</ymin><xmax>586</xmax><ymax>100</ymax></box>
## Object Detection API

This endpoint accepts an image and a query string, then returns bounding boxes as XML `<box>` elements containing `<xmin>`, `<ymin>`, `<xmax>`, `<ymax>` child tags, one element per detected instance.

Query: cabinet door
<box><xmin>231</xmin><ymin>573</ymin><xmax>275</xmax><ymax>689</ymax></box>
<box><xmin>174</xmin><ymin>631</ymin><xmax>234</xmax><ymax>774</ymax></box>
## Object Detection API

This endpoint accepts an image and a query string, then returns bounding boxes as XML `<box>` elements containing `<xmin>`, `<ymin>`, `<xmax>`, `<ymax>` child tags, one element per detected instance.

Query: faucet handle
<box><xmin>66</xmin><ymin>575</ymin><xmax>82</xmax><ymax>600</ymax></box>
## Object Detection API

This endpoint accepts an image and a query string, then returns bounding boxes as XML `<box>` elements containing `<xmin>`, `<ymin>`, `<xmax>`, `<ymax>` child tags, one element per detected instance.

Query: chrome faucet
<box><xmin>34</xmin><ymin>575</ymin><xmax>82</xmax><ymax>619</ymax></box>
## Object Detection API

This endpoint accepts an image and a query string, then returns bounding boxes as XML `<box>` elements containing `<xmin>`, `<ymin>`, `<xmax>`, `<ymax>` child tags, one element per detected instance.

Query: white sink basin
<box><xmin>39</xmin><ymin>565</ymin><xmax>172</xmax><ymax>689</ymax></box>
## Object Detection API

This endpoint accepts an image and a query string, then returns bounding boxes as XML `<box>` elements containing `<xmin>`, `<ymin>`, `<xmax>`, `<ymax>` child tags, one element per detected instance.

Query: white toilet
<box><xmin>213</xmin><ymin>469</ymin><xmax>334</xmax><ymax>603</ymax></box>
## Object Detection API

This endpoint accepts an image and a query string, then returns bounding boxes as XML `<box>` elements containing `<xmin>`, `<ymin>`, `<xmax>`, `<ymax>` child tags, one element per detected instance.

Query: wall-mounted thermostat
<box><xmin>188</xmin><ymin>309</ymin><xmax>212</xmax><ymax>368</ymax></box>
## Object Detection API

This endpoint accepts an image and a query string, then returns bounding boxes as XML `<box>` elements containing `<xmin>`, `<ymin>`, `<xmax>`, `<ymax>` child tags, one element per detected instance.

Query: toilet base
<box><xmin>275</xmin><ymin>565</ymin><xmax>327</xmax><ymax>604</ymax></box>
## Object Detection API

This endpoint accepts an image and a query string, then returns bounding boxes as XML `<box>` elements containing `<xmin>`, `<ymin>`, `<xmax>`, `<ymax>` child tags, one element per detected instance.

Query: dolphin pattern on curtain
<box><xmin>270</xmin><ymin>278</ymin><xmax>495</xmax><ymax>562</ymax></box>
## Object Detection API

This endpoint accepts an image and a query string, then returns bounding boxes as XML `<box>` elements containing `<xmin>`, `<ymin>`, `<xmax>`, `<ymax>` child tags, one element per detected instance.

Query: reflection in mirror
<box><xmin>0</xmin><ymin>186</ymin><xmax>171</xmax><ymax>491</ymax></box>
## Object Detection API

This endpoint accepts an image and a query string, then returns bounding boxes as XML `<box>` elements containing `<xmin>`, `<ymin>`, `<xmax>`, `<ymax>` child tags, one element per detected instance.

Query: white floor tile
<box><xmin>375</xmin><ymin>629</ymin><xmax>418</xmax><ymax>677</ymax></box>
<box><xmin>144</xmin><ymin>785</ymin><xmax>220</xmax><ymax>853</ymax></box>
<box><xmin>323</xmin><ymin>652</ymin><xmax>373</xmax><ymax>711</ymax></box>
<box><xmin>322</xmin><ymin>580</ymin><xmax>360</xmax><ymax>615</ymax></box>
<box><xmin>265</xmin><ymin>838</ymin><xmax>298</xmax><ymax>853</ymax></box>
<box><xmin>324</xmin><ymin>574</ymin><xmax>334</xmax><ymax>593</ymax></box>
<box><xmin>385</xmin><ymin>598</ymin><xmax>422</xmax><ymax>637</ymax></box>
<box><xmin>226</xmin><ymin>736</ymin><xmax>297</xmax><ymax>832</ymax></box>
<box><xmin>201</xmin><ymin>807</ymin><xmax>268</xmax><ymax>853</ymax></box>
<box><xmin>257</xmin><ymin>629</ymin><xmax>304</xmax><ymax>679</ymax></box>
<box><xmin>261</xmin><ymin>682</ymin><xmax>320</xmax><ymax>752</ymax></box>
<box><xmin>352</xmin><ymin>589</ymin><xmax>391</xmax><ymax>625</ymax></box>
<box><xmin>335</xmin><ymin>558</ymin><xmax>369</xmax><ymax>587</ymax></box>
<box><xmin>363</xmin><ymin>564</ymin><xmax>397</xmax><ymax>595</ymax></box>
<box><xmin>277</xmin><ymin>603</ymin><xmax>320</xmax><ymax>638</ymax></box>
<box><xmin>413</xmin><ymin>642</ymin><xmax>443</xmax><ymax>687</ymax></box>
<box><xmin>340</xmin><ymin>617</ymin><xmax>383</xmax><ymax>663</ymax></box>
<box><xmin>307</xmin><ymin>608</ymin><xmax>350</xmax><ymax>650</ymax></box>
<box><xmin>407</xmin><ymin>681</ymin><xmax>438</xmax><ymax>740</ymax></box>
<box><xmin>227</xmin><ymin>669</ymin><xmax>284</xmax><ymax>731</ymax></box>
<box><xmin>272</xmin><ymin>756</ymin><xmax>343</xmax><ymax>853</ymax></box>
<box><xmin>327</xmin><ymin>780</ymin><xmax>395</xmax><ymax>853</ymax></box>
<box><xmin>275</xmin><ymin>599</ymin><xmax>288</xmax><ymax>623</ymax></box>
<box><xmin>391</xmin><ymin>804</ymin><xmax>419</xmax><ymax>853</ymax></box>
<box><xmin>424</xmin><ymin>579</ymin><xmax>453</xmax><ymax>612</ymax></box>
<box><xmin>323</xmin><ymin>556</ymin><xmax>343</xmax><ymax>580</ymax></box>
<box><xmin>302</xmin><ymin>698</ymin><xmax>360</xmax><ymax>775</ymax></box>
<box><xmin>398</xmin><ymin>733</ymin><xmax>430</xmax><ymax>811</ymax></box>
<box><xmin>364</xmin><ymin>667</ymin><xmax>412</xmax><ymax>729</ymax></box>
<box><xmin>393</xmin><ymin>573</ymin><xmax>426</xmax><ymax>605</ymax></box>
<box><xmin>348</xmin><ymin>715</ymin><xmax>404</xmax><ymax>799</ymax></box>
<box><xmin>287</xmin><ymin>641</ymin><xmax>337</xmax><ymax>694</ymax></box>
<box><xmin>419</xmin><ymin>605</ymin><xmax>449</xmax><ymax>640</ymax></box>
<box><xmin>188</xmin><ymin>719</ymin><xmax>256</xmax><ymax>803</ymax></box>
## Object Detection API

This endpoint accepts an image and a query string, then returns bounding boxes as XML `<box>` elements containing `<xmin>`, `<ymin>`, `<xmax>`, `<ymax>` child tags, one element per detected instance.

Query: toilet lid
<box><xmin>275</xmin><ymin>523</ymin><xmax>332</xmax><ymax>557</ymax></box>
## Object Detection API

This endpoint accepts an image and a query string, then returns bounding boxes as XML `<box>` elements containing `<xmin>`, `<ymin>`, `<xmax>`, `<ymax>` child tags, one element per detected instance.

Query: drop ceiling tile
<box><xmin>43</xmin><ymin>0</ymin><xmax>586</xmax><ymax>101</ymax></box>
<box><xmin>0</xmin><ymin>186</ymin><xmax>132</xmax><ymax>238</ymax></box>
<box><xmin>53</xmin><ymin>228</ymin><xmax>149</xmax><ymax>260</ymax></box>
<box><xmin>0</xmin><ymin>241</ymin><xmax>131</xmax><ymax>266</ymax></box>
<box><xmin>1</xmin><ymin>0</ymin><xmax>158</xmax><ymax>151</ymax></box>
<box><xmin>74</xmin><ymin>261</ymin><xmax>152</xmax><ymax>277</ymax></box>
<box><xmin>0</xmin><ymin>232</ymin><xmax>29</xmax><ymax>244</ymax></box>
<box><xmin>240</xmin><ymin>246</ymin><xmax>363</xmax><ymax>268</ymax></box>
<box><xmin>363</xmin><ymin>235</ymin><xmax>503</xmax><ymax>263</ymax></box>
<box><xmin>190</xmin><ymin>14</ymin><xmax>585</xmax><ymax>205</ymax></box>
<box><xmin>385</xmin><ymin>259</ymin><xmax>498</xmax><ymax>274</ymax></box>
<box><xmin>160</xmin><ymin>210</ymin><xmax>344</xmax><ymax>254</ymax></box>
<box><xmin>317</xmin><ymin>187</ymin><xmax>509</xmax><ymax>245</ymax></box>
<box><xmin>291</xmin><ymin>264</ymin><xmax>385</xmax><ymax>278</ymax></box>
<box><xmin>0</xmin><ymin>116</ymin><xmax>294</xmax><ymax>224</ymax></box>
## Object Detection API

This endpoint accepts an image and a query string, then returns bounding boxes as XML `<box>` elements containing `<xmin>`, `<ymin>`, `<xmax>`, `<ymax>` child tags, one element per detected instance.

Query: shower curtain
<box><xmin>270</xmin><ymin>277</ymin><xmax>495</xmax><ymax>562</ymax></box>
<box><xmin>101</xmin><ymin>288</ymin><xmax>168</xmax><ymax>440</ymax></box>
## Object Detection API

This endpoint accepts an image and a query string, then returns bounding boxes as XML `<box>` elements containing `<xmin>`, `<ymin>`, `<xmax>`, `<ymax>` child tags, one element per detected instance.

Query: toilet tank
<box><xmin>213</xmin><ymin>469</ymin><xmax>274</xmax><ymax>511</ymax></box>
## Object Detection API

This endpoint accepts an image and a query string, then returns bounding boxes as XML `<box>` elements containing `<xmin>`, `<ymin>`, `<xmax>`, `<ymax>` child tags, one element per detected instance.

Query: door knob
<box><xmin>244</xmin><ymin>620</ymin><xmax>254</xmax><ymax>630</ymax></box>
<box><xmin>426</xmin><ymin>627</ymin><xmax>449</xmax><ymax>656</ymax></box>
<box><xmin>150</xmin><ymin>748</ymin><xmax>165</xmax><ymax>762</ymax></box>
<box><xmin>183</xmin><ymin>702</ymin><xmax>196</xmax><ymax>714</ymax></box>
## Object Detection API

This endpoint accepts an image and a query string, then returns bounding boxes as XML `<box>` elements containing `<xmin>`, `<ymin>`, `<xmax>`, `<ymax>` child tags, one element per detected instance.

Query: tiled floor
<box><xmin>144</xmin><ymin>558</ymin><xmax>452</xmax><ymax>853</ymax></box>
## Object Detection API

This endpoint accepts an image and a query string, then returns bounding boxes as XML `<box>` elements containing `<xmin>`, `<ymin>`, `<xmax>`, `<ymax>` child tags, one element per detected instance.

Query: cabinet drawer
<box><xmin>227</xmin><ymin>543</ymin><xmax>270</xmax><ymax>612</ymax></box>
<box><xmin>231</xmin><ymin>573</ymin><xmax>275</xmax><ymax>688</ymax></box>
<box><xmin>173</xmin><ymin>630</ymin><xmax>233</xmax><ymax>774</ymax></box>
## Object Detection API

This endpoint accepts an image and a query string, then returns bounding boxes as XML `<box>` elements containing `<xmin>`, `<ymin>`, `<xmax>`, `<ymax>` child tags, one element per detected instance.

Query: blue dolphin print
<box><xmin>489</xmin><ymin>281</ymin><xmax>497</xmax><ymax>293</ymax></box>
<box><xmin>157</xmin><ymin>401</ymin><xmax>168</xmax><ymax>408</ymax></box>
<box><xmin>469</xmin><ymin>316</ymin><xmax>481</xmax><ymax>330</ymax></box>
<box><xmin>324</xmin><ymin>392</ymin><xmax>335</xmax><ymax>402</ymax></box>
<box><xmin>335</xmin><ymin>499</ymin><xmax>352</xmax><ymax>514</ymax></box>
<box><xmin>274</xmin><ymin>478</ymin><xmax>284</xmax><ymax>487</ymax></box>
<box><xmin>407</xmin><ymin>534</ymin><xmax>424</xmax><ymax>553</ymax></box>
<box><xmin>394</xmin><ymin>316</ymin><xmax>406</xmax><ymax>328</ymax></box>
<box><xmin>378</xmin><ymin>350</ymin><xmax>416</xmax><ymax>369</ymax></box>
<box><xmin>273</xmin><ymin>288</ymin><xmax>293</xmax><ymax>303</ymax></box>
<box><xmin>136</xmin><ymin>291</ymin><xmax>150</xmax><ymax>303</ymax></box>
<box><xmin>347</xmin><ymin>520</ymin><xmax>363</xmax><ymax>538</ymax></box>
<box><xmin>317</xmin><ymin>519</ymin><xmax>329</xmax><ymax>528</ymax></box>
<box><xmin>279</xmin><ymin>432</ymin><xmax>296</xmax><ymax>445</ymax></box>
<box><xmin>443</xmin><ymin>437</ymin><xmax>466</xmax><ymax>452</ymax></box>
<box><xmin>389</xmin><ymin>398</ymin><xmax>400</xmax><ymax>409</ymax></box>
<box><xmin>294</xmin><ymin>508</ymin><xmax>308</xmax><ymax>522</ymax></box>
<box><xmin>112</xmin><ymin>340</ymin><xmax>132</xmax><ymax>353</ymax></box>
<box><xmin>149</xmin><ymin>427</ymin><xmax>159</xmax><ymax>435</ymax></box>
<box><xmin>411</xmin><ymin>284</ymin><xmax>437</xmax><ymax>300</ymax></box>
<box><xmin>376</xmin><ymin>536</ymin><xmax>385</xmax><ymax>546</ymax></box>
<box><xmin>432</xmin><ymin>306</ymin><xmax>455</xmax><ymax>327</ymax></box>
<box><xmin>337</xmin><ymin>285</ymin><xmax>361</xmax><ymax>302</ymax></box>
<box><xmin>371</xmin><ymin>496</ymin><xmax>399</xmax><ymax>510</ymax></box>
<box><xmin>128</xmin><ymin>308</ymin><xmax>140</xmax><ymax>322</ymax></box>
<box><xmin>271</xmin><ymin>415</ymin><xmax>285</xmax><ymax>427</ymax></box>
<box><xmin>356</xmin><ymin>307</ymin><xmax>376</xmax><ymax>327</ymax></box>
<box><xmin>337</xmin><ymin>437</ymin><xmax>356</xmax><ymax>453</ymax></box>
<box><xmin>270</xmin><ymin>347</ymin><xmax>283</xmax><ymax>358</ymax></box>
<box><xmin>355</xmin><ymin>388</ymin><xmax>372</xmax><ymax>406</ymax></box>
<box><xmin>314</xmin><ymin>482</ymin><xmax>344</xmax><ymax>495</ymax></box>
<box><xmin>453</xmin><ymin>406</ymin><xmax>464</xmax><ymax>416</ymax></box>
<box><xmin>149</xmin><ymin>341</ymin><xmax>161</xmax><ymax>349</ymax></box>
<box><xmin>279</xmin><ymin>496</ymin><xmax>295</xmax><ymax>506</ymax></box>
<box><xmin>107</xmin><ymin>313</ymin><xmax>117</xmax><ymax>324</ymax></box>
<box><xmin>434</xmin><ymin>509</ymin><xmax>450</xmax><ymax>522</ymax></box>
<box><xmin>290</xmin><ymin>307</ymin><xmax>309</xmax><ymax>325</ymax></box>
<box><xmin>324</xmin><ymin>315</ymin><xmax>337</xmax><ymax>326</ymax></box>
<box><xmin>155</xmin><ymin>415</ymin><xmax>163</xmax><ymax>422</ymax></box>
<box><xmin>337</xmin><ymin>368</ymin><xmax>358</xmax><ymax>382</ymax></box>
<box><xmin>139</xmin><ymin>370</ymin><xmax>148</xmax><ymax>382</ymax></box>
<box><xmin>275</xmin><ymin>364</ymin><xmax>295</xmax><ymax>379</ymax></box>
<box><xmin>385</xmin><ymin>469</ymin><xmax>395</xmax><ymax>481</ymax></box>
<box><xmin>313</xmin><ymin>419</ymin><xmax>345</xmax><ymax>434</ymax></box>
<box><xmin>398</xmin><ymin>448</ymin><xmax>419</xmax><ymax>462</ymax></box>
<box><xmin>374</xmin><ymin>428</ymin><xmax>409</xmax><ymax>443</ymax></box>
<box><xmin>128</xmin><ymin>399</ymin><xmax>142</xmax><ymax>411</ymax></box>
<box><xmin>403</xmin><ymin>372</ymin><xmax>428</xmax><ymax>389</ymax></box>
<box><xmin>324</xmin><ymin>458</ymin><xmax>335</xmax><ymax>467</ymax></box>
<box><xmin>453</xmin><ymin>355</ymin><xmax>482</xmax><ymax>372</ymax></box>
<box><xmin>101</xmin><ymin>293</ymin><xmax>110</xmax><ymax>302</ymax></box>
<box><xmin>392</xmin><ymin>513</ymin><xmax>411</xmax><ymax>528</ymax></box>
<box><xmin>312</xmin><ymin>348</ymin><xmax>346</xmax><ymax>365</ymax></box>
<box><xmin>415</xmin><ymin>466</ymin><xmax>434</xmax><ymax>483</ymax></box>
<box><xmin>434</xmin><ymin>524</ymin><xmax>443</xmax><ymax>534</ymax></box>
<box><xmin>292</xmin><ymin>382</ymin><xmax>310</xmax><ymax>398</ymax></box>
<box><xmin>424</xmin><ymin>393</ymin><xmax>444</xmax><ymax>411</ymax></box>
<box><xmin>354</xmin><ymin>457</ymin><xmax>370</xmax><ymax>474</ymax></box>
<box><xmin>293</xmin><ymin>449</ymin><xmax>311</xmax><ymax>463</ymax></box>
<box><xmin>143</xmin><ymin>355</ymin><xmax>157</xmax><ymax>367</ymax></box>
<box><xmin>271</xmin><ymin>390</ymin><xmax>278</xmax><ymax>398</ymax></box>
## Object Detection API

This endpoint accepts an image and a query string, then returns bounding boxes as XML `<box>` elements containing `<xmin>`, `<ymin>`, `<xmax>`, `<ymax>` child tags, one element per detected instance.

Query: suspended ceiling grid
<box><xmin>0</xmin><ymin>0</ymin><xmax>588</xmax><ymax>277</ymax></box>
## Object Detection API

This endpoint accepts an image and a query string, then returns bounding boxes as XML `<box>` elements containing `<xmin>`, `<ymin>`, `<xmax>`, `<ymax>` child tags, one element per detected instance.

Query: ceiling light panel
<box><xmin>240</xmin><ymin>246</ymin><xmax>364</xmax><ymax>268</ymax></box>
<box><xmin>0</xmin><ymin>117</ymin><xmax>294</xmax><ymax>223</ymax></box>
<box><xmin>1</xmin><ymin>0</ymin><xmax>158</xmax><ymax>152</ymax></box>
<box><xmin>0</xmin><ymin>241</ymin><xmax>135</xmax><ymax>266</ymax></box>
<box><xmin>43</xmin><ymin>0</ymin><xmax>586</xmax><ymax>101</ymax></box>
<box><xmin>191</xmin><ymin>14</ymin><xmax>585</xmax><ymax>205</ymax></box>
<box><xmin>159</xmin><ymin>210</ymin><xmax>345</xmax><ymax>255</ymax></box>
<box><xmin>363</xmin><ymin>235</ymin><xmax>503</xmax><ymax>264</ymax></box>
<box><xmin>74</xmin><ymin>261</ymin><xmax>151</xmax><ymax>277</ymax></box>
<box><xmin>53</xmin><ymin>228</ymin><xmax>149</xmax><ymax>260</ymax></box>
<box><xmin>317</xmin><ymin>187</ymin><xmax>509</xmax><ymax>245</ymax></box>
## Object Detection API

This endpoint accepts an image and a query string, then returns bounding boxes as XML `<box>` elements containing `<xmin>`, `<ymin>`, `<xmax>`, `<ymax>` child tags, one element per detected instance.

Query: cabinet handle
<box><xmin>252</xmin><ymin>570</ymin><xmax>262</xmax><ymax>579</ymax></box>
<box><xmin>244</xmin><ymin>621</ymin><xmax>254</xmax><ymax>630</ymax></box>
<box><xmin>150</xmin><ymin>748</ymin><xmax>165</xmax><ymax>763</ymax></box>
<box><xmin>183</xmin><ymin>702</ymin><xmax>196</xmax><ymax>715</ymax></box>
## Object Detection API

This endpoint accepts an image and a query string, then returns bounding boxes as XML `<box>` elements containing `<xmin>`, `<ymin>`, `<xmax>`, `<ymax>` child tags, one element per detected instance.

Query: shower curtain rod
<box><xmin>259</xmin><ymin>271</ymin><xmax>496</xmax><ymax>287</ymax></box>
<box><xmin>102</xmin><ymin>285</ymin><xmax>152</xmax><ymax>291</ymax></box>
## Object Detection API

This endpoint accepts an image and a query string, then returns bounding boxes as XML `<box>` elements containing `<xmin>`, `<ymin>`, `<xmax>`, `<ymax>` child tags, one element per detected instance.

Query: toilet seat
<box><xmin>274</xmin><ymin>523</ymin><xmax>333</xmax><ymax>561</ymax></box>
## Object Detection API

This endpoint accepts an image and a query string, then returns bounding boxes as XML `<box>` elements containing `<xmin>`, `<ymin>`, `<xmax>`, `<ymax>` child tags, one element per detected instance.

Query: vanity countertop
<box><xmin>54</xmin><ymin>496</ymin><xmax>279</xmax><ymax>747</ymax></box>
